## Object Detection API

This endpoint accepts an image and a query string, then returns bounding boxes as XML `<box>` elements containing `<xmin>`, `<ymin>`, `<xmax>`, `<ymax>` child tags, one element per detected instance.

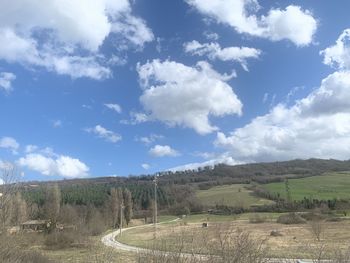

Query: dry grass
<box><xmin>119</xmin><ymin>218</ymin><xmax>350</xmax><ymax>259</ymax></box>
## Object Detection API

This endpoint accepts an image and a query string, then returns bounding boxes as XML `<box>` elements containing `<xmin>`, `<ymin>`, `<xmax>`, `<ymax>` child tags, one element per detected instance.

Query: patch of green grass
<box><xmin>263</xmin><ymin>172</ymin><xmax>350</xmax><ymax>201</ymax></box>
<box><xmin>196</xmin><ymin>184</ymin><xmax>274</xmax><ymax>207</ymax></box>
<box><xmin>182</xmin><ymin>212</ymin><xmax>283</xmax><ymax>223</ymax></box>
<box><xmin>158</xmin><ymin>215</ymin><xmax>178</xmax><ymax>223</ymax></box>
<box><xmin>183</xmin><ymin>213</ymin><xmax>238</xmax><ymax>223</ymax></box>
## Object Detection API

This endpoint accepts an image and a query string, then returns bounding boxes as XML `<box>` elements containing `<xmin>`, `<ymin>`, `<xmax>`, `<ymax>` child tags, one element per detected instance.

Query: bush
<box><xmin>270</xmin><ymin>230</ymin><xmax>283</xmax><ymax>237</ymax></box>
<box><xmin>0</xmin><ymin>235</ymin><xmax>54</xmax><ymax>263</ymax></box>
<box><xmin>277</xmin><ymin>213</ymin><xmax>306</xmax><ymax>224</ymax></box>
<box><xmin>44</xmin><ymin>231</ymin><xmax>76</xmax><ymax>249</ymax></box>
<box><xmin>300</xmin><ymin>212</ymin><xmax>326</xmax><ymax>221</ymax></box>
<box><xmin>249</xmin><ymin>213</ymin><xmax>267</xmax><ymax>223</ymax></box>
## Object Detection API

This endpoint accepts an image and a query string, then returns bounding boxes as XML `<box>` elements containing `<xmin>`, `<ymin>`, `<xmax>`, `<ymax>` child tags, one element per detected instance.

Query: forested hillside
<box><xmin>15</xmin><ymin>158</ymin><xmax>350</xmax><ymax>214</ymax></box>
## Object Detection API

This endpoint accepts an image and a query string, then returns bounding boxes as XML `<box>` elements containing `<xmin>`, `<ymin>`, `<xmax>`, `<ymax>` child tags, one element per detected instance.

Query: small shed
<box><xmin>21</xmin><ymin>220</ymin><xmax>50</xmax><ymax>232</ymax></box>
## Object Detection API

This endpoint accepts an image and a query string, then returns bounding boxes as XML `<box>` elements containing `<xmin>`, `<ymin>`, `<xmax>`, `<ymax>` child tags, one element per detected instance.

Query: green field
<box><xmin>195</xmin><ymin>184</ymin><xmax>274</xmax><ymax>207</ymax></box>
<box><xmin>263</xmin><ymin>172</ymin><xmax>350</xmax><ymax>200</ymax></box>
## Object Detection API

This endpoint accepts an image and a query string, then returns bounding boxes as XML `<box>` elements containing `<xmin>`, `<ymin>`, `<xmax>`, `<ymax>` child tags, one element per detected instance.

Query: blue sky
<box><xmin>1</xmin><ymin>0</ymin><xmax>350</xmax><ymax>181</ymax></box>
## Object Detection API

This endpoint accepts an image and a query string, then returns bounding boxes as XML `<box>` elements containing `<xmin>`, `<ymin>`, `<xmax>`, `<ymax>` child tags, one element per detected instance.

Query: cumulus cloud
<box><xmin>215</xmin><ymin>70</ymin><xmax>350</xmax><ymax>162</ymax></box>
<box><xmin>0</xmin><ymin>136</ymin><xmax>19</xmax><ymax>154</ymax></box>
<box><xmin>186</xmin><ymin>0</ymin><xmax>317</xmax><ymax>46</ymax></box>
<box><xmin>135</xmin><ymin>134</ymin><xmax>164</xmax><ymax>145</ymax></box>
<box><xmin>141</xmin><ymin>163</ymin><xmax>150</xmax><ymax>170</ymax></box>
<box><xmin>0</xmin><ymin>0</ymin><xmax>153</xmax><ymax>79</ymax></box>
<box><xmin>85</xmin><ymin>125</ymin><xmax>122</xmax><ymax>143</ymax></box>
<box><xmin>18</xmin><ymin>153</ymin><xmax>89</xmax><ymax>178</ymax></box>
<box><xmin>203</xmin><ymin>31</ymin><xmax>219</xmax><ymax>41</ymax></box>
<box><xmin>184</xmin><ymin>40</ymin><xmax>260</xmax><ymax>70</ymax></box>
<box><xmin>149</xmin><ymin>145</ymin><xmax>179</xmax><ymax>157</ymax></box>
<box><xmin>0</xmin><ymin>72</ymin><xmax>16</xmax><ymax>92</ymax></box>
<box><xmin>120</xmin><ymin>112</ymin><xmax>149</xmax><ymax>125</ymax></box>
<box><xmin>104</xmin><ymin>103</ymin><xmax>122</xmax><ymax>113</ymax></box>
<box><xmin>321</xmin><ymin>29</ymin><xmax>350</xmax><ymax>70</ymax></box>
<box><xmin>169</xmin><ymin>153</ymin><xmax>241</xmax><ymax>171</ymax></box>
<box><xmin>137</xmin><ymin>59</ymin><xmax>242</xmax><ymax>135</ymax></box>
<box><xmin>25</xmin><ymin>144</ymin><xmax>39</xmax><ymax>153</ymax></box>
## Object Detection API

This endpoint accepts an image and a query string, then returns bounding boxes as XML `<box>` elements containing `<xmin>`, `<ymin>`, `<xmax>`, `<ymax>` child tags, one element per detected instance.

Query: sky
<box><xmin>1</xmin><ymin>0</ymin><xmax>350</xmax><ymax>181</ymax></box>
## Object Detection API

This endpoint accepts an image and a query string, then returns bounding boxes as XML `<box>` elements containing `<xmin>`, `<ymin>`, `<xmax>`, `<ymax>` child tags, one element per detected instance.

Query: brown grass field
<box><xmin>118</xmin><ymin>217</ymin><xmax>350</xmax><ymax>259</ymax></box>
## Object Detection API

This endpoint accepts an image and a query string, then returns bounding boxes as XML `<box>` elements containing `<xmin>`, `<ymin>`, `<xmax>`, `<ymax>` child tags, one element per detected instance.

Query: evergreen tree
<box><xmin>123</xmin><ymin>188</ymin><xmax>132</xmax><ymax>226</ymax></box>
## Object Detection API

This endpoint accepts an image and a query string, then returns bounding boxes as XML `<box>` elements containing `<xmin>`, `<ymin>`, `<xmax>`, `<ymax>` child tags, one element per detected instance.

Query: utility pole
<box><xmin>153</xmin><ymin>173</ymin><xmax>158</xmax><ymax>239</ymax></box>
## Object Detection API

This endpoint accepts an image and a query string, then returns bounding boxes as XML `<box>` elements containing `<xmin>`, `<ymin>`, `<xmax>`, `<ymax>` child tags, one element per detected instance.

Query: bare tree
<box><xmin>0</xmin><ymin>162</ymin><xmax>20</xmax><ymax>230</ymax></box>
<box><xmin>43</xmin><ymin>184</ymin><xmax>61</xmax><ymax>225</ymax></box>
<box><xmin>109</xmin><ymin>187</ymin><xmax>125</xmax><ymax>228</ymax></box>
<box><xmin>308</xmin><ymin>218</ymin><xmax>324</xmax><ymax>242</ymax></box>
<box><xmin>11</xmin><ymin>191</ymin><xmax>27</xmax><ymax>225</ymax></box>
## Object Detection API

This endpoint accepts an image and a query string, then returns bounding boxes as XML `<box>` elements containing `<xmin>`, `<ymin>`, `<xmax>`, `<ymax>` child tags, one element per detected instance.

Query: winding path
<box><xmin>101</xmin><ymin>219</ymin><xmax>325</xmax><ymax>263</ymax></box>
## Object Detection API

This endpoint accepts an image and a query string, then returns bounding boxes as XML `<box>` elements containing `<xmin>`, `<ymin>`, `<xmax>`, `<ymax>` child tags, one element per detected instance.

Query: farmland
<box><xmin>263</xmin><ymin>172</ymin><xmax>350</xmax><ymax>201</ymax></box>
<box><xmin>117</xmin><ymin>213</ymin><xmax>350</xmax><ymax>259</ymax></box>
<box><xmin>195</xmin><ymin>184</ymin><xmax>274</xmax><ymax>207</ymax></box>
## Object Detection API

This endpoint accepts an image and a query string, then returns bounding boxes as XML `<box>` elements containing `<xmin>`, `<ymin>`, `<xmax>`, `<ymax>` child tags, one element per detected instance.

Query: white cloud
<box><xmin>120</xmin><ymin>112</ymin><xmax>149</xmax><ymax>125</ymax></box>
<box><xmin>186</xmin><ymin>0</ymin><xmax>317</xmax><ymax>46</ymax></box>
<box><xmin>18</xmin><ymin>153</ymin><xmax>89</xmax><ymax>178</ymax></box>
<box><xmin>262</xmin><ymin>93</ymin><xmax>269</xmax><ymax>104</ymax></box>
<box><xmin>184</xmin><ymin>40</ymin><xmax>260</xmax><ymax>71</ymax></box>
<box><xmin>0</xmin><ymin>0</ymin><xmax>153</xmax><ymax>79</ymax></box>
<box><xmin>135</xmin><ymin>134</ymin><xmax>164</xmax><ymax>145</ymax></box>
<box><xmin>203</xmin><ymin>31</ymin><xmax>219</xmax><ymax>41</ymax></box>
<box><xmin>321</xmin><ymin>29</ymin><xmax>350</xmax><ymax>70</ymax></box>
<box><xmin>0</xmin><ymin>137</ymin><xmax>19</xmax><ymax>154</ymax></box>
<box><xmin>215</xmin><ymin>70</ymin><xmax>350</xmax><ymax>162</ymax></box>
<box><xmin>149</xmin><ymin>145</ymin><xmax>179</xmax><ymax>157</ymax></box>
<box><xmin>104</xmin><ymin>103</ymin><xmax>122</xmax><ymax>113</ymax></box>
<box><xmin>193</xmin><ymin>151</ymin><xmax>216</xmax><ymax>159</ymax></box>
<box><xmin>25</xmin><ymin>144</ymin><xmax>39</xmax><ymax>153</ymax></box>
<box><xmin>137</xmin><ymin>59</ymin><xmax>242</xmax><ymax>135</ymax></box>
<box><xmin>0</xmin><ymin>160</ymin><xmax>15</xmax><ymax>170</ymax></box>
<box><xmin>169</xmin><ymin>153</ymin><xmax>241</xmax><ymax>172</ymax></box>
<box><xmin>141</xmin><ymin>163</ymin><xmax>150</xmax><ymax>170</ymax></box>
<box><xmin>52</xmin><ymin>120</ymin><xmax>62</xmax><ymax>128</ymax></box>
<box><xmin>85</xmin><ymin>125</ymin><xmax>122</xmax><ymax>143</ymax></box>
<box><xmin>0</xmin><ymin>72</ymin><xmax>16</xmax><ymax>92</ymax></box>
<box><xmin>111</xmin><ymin>14</ymin><xmax>154</xmax><ymax>48</ymax></box>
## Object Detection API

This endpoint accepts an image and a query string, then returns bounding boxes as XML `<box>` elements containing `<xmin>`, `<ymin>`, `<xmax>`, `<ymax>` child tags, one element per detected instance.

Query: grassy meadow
<box><xmin>196</xmin><ymin>184</ymin><xmax>274</xmax><ymax>207</ymax></box>
<box><xmin>263</xmin><ymin>172</ymin><xmax>350</xmax><ymax>201</ymax></box>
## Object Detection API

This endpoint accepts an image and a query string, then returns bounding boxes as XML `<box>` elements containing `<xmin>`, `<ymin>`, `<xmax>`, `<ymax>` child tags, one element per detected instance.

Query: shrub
<box><xmin>277</xmin><ymin>213</ymin><xmax>306</xmax><ymax>224</ymax></box>
<box><xmin>0</xmin><ymin>235</ymin><xmax>54</xmax><ymax>263</ymax></box>
<box><xmin>44</xmin><ymin>231</ymin><xmax>76</xmax><ymax>249</ymax></box>
<box><xmin>270</xmin><ymin>230</ymin><xmax>283</xmax><ymax>237</ymax></box>
<box><xmin>300</xmin><ymin>212</ymin><xmax>326</xmax><ymax>221</ymax></box>
<box><xmin>249</xmin><ymin>214</ymin><xmax>267</xmax><ymax>224</ymax></box>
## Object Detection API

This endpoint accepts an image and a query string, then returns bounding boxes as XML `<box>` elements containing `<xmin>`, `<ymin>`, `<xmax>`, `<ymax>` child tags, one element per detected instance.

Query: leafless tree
<box><xmin>0</xmin><ymin>162</ymin><xmax>20</xmax><ymax>230</ymax></box>
<box><xmin>43</xmin><ymin>184</ymin><xmax>61</xmax><ymax>225</ymax></box>
<box><xmin>11</xmin><ymin>191</ymin><xmax>27</xmax><ymax>225</ymax></box>
<box><xmin>308</xmin><ymin>218</ymin><xmax>324</xmax><ymax>242</ymax></box>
